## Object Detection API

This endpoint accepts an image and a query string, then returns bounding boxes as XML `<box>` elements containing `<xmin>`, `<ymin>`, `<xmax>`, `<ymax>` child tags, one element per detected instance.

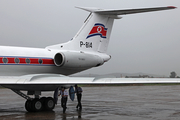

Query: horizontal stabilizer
<box><xmin>76</xmin><ymin>6</ymin><xmax>176</xmax><ymax>15</ymax></box>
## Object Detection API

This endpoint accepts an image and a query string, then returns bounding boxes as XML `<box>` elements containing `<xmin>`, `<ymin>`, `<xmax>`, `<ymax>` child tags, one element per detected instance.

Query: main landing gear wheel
<box><xmin>31</xmin><ymin>98</ymin><xmax>43</xmax><ymax>112</ymax></box>
<box><xmin>44</xmin><ymin>97</ymin><xmax>55</xmax><ymax>111</ymax></box>
<box><xmin>40</xmin><ymin>97</ymin><xmax>46</xmax><ymax>111</ymax></box>
<box><xmin>25</xmin><ymin>97</ymin><xmax>55</xmax><ymax>112</ymax></box>
<box><xmin>25</xmin><ymin>100</ymin><xmax>33</xmax><ymax>112</ymax></box>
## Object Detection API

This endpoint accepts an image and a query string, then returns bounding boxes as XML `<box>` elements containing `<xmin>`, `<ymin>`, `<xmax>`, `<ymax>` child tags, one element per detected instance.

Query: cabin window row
<box><xmin>2</xmin><ymin>57</ymin><xmax>43</xmax><ymax>64</ymax></box>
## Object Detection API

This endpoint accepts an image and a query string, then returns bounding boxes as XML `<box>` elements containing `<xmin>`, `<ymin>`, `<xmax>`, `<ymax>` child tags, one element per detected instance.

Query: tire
<box><xmin>31</xmin><ymin>98</ymin><xmax>43</xmax><ymax>112</ymax></box>
<box><xmin>44</xmin><ymin>97</ymin><xmax>55</xmax><ymax>111</ymax></box>
<box><xmin>40</xmin><ymin>97</ymin><xmax>46</xmax><ymax>111</ymax></box>
<box><xmin>25</xmin><ymin>100</ymin><xmax>33</xmax><ymax>112</ymax></box>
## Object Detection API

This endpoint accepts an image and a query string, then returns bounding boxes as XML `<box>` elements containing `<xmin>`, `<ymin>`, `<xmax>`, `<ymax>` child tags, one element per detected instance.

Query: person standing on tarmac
<box><xmin>59</xmin><ymin>87</ymin><xmax>68</xmax><ymax>113</ymax></box>
<box><xmin>74</xmin><ymin>84</ymin><xmax>83</xmax><ymax>110</ymax></box>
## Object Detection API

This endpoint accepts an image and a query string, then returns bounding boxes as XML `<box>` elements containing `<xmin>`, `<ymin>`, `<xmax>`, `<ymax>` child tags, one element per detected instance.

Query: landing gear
<box><xmin>25</xmin><ymin>97</ymin><xmax>55</xmax><ymax>112</ymax></box>
<box><xmin>44</xmin><ymin>97</ymin><xmax>55</xmax><ymax>111</ymax></box>
<box><xmin>11</xmin><ymin>89</ymin><xmax>56</xmax><ymax>112</ymax></box>
<box><xmin>31</xmin><ymin>98</ymin><xmax>43</xmax><ymax>112</ymax></box>
<box><xmin>25</xmin><ymin>100</ymin><xmax>33</xmax><ymax>112</ymax></box>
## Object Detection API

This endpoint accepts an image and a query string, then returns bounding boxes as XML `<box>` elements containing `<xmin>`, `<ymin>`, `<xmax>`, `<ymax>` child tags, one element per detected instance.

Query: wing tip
<box><xmin>75</xmin><ymin>6</ymin><xmax>100</xmax><ymax>12</ymax></box>
<box><xmin>167</xmin><ymin>6</ymin><xmax>177</xmax><ymax>9</ymax></box>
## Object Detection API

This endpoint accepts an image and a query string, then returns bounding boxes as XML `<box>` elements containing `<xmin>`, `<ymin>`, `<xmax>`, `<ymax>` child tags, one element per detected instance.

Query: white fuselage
<box><xmin>0</xmin><ymin>46</ymin><xmax>82</xmax><ymax>76</ymax></box>
<box><xmin>0</xmin><ymin>45</ymin><xmax>110</xmax><ymax>76</ymax></box>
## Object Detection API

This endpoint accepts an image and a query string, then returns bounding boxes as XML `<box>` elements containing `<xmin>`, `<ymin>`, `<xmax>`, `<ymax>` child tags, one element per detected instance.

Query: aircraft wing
<box><xmin>0</xmin><ymin>74</ymin><xmax>180</xmax><ymax>85</ymax></box>
<box><xmin>77</xmin><ymin>6</ymin><xmax>176</xmax><ymax>15</ymax></box>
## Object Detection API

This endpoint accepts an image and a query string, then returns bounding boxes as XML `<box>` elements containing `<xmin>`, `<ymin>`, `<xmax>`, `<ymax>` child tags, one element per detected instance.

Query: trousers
<box><xmin>61</xmin><ymin>97</ymin><xmax>67</xmax><ymax>113</ymax></box>
<box><xmin>77</xmin><ymin>94</ymin><xmax>82</xmax><ymax>109</ymax></box>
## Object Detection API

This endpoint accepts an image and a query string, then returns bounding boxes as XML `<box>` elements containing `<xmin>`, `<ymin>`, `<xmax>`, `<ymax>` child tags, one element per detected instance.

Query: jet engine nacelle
<box><xmin>54</xmin><ymin>51</ymin><xmax>104</xmax><ymax>68</ymax></box>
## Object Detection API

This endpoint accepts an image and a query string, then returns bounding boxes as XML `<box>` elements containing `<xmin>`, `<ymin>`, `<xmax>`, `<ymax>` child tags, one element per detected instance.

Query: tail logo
<box><xmin>86</xmin><ymin>23</ymin><xmax>107</xmax><ymax>39</ymax></box>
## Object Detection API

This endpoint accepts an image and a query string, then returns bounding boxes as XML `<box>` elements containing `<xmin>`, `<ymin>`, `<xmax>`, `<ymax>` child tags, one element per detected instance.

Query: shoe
<box><xmin>63</xmin><ymin>107</ymin><xmax>66</xmax><ymax>113</ymax></box>
<box><xmin>63</xmin><ymin>109</ymin><xmax>66</xmax><ymax>113</ymax></box>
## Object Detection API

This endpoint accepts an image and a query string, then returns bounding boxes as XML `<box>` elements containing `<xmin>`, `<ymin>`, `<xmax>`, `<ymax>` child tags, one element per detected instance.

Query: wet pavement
<box><xmin>1</xmin><ymin>86</ymin><xmax>180</xmax><ymax>120</ymax></box>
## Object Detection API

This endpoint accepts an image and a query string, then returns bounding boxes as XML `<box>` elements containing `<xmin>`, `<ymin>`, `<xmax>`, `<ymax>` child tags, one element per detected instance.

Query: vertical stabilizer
<box><xmin>46</xmin><ymin>6</ymin><xmax>176</xmax><ymax>53</ymax></box>
<box><xmin>71</xmin><ymin>12</ymin><xmax>115</xmax><ymax>53</ymax></box>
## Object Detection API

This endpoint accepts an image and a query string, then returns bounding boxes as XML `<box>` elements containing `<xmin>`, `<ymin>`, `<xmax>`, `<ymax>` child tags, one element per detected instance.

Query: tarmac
<box><xmin>1</xmin><ymin>85</ymin><xmax>180</xmax><ymax>120</ymax></box>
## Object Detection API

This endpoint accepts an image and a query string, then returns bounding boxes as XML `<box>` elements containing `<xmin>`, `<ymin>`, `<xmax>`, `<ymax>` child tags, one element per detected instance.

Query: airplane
<box><xmin>0</xmin><ymin>6</ymin><xmax>177</xmax><ymax>112</ymax></box>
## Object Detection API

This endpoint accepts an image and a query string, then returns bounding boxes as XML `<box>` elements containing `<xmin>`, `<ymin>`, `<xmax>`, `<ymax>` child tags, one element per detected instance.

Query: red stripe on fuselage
<box><xmin>8</xmin><ymin>58</ymin><xmax>15</xmax><ymax>63</ymax></box>
<box><xmin>0</xmin><ymin>57</ymin><xmax>54</xmax><ymax>65</ymax></box>
<box><xmin>0</xmin><ymin>58</ymin><xmax>2</xmax><ymax>63</ymax></box>
<box><xmin>42</xmin><ymin>59</ymin><xmax>54</xmax><ymax>64</ymax></box>
<box><xmin>19</xmin><ymin>58</ymin><xmax>26</xmax><ymax>64</ymax></box>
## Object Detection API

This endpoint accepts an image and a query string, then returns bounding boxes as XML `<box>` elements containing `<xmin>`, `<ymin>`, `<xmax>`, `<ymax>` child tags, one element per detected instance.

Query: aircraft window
<box><xmin>14</xmin><ymin>58</ymin><xmax>20</xmax><ymax>64</ymax></box>
<box><xmin>26</xmin><ymin>58</ymin><xmax>30</xmax><ymax>64</ymax></box>
<box><xmin>2</xmin><ymin>57</ymin><xmax>8</xmax><ymax>63</ymax></box>
<box><xmin>38</xmin><ymin>59</ymin><xmax>43</xmax><ymax>64</ymax></box>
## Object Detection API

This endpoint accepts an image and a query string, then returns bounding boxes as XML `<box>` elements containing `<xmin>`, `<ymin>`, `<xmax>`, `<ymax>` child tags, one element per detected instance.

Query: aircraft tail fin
<box><xmin>47</xmin><ymin>6</ymin><xmax>176</xmax><ymax>53</ymax></box>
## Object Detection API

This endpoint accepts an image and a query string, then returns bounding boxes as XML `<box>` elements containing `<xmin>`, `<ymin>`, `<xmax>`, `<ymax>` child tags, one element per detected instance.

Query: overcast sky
<box><xmin>0</xmin><ymin>0</ymin><xmax>179</xmax><ymax>76</ymax></box>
